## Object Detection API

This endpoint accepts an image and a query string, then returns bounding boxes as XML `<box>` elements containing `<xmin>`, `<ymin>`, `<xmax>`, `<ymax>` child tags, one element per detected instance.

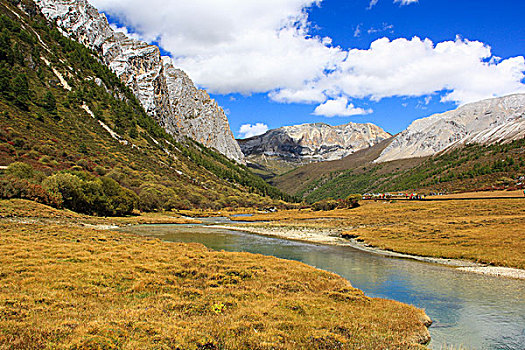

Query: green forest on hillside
<box><xmin>0</xmin><ymin>0</ymin><xmax>294</xmax><ymax>215</ymax></box>
<box><xmin>298</xmin><ymin>139</ymin><xmax>525</xmax><ymax>202</ymax></box>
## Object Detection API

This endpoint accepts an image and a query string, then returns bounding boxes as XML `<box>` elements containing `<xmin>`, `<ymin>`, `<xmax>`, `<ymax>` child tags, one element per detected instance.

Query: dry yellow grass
<box><xmin>179</xmin><ymin>208</ymin><xmax>259</xmax><ymax>218</ymax></box>
<box><xmin>234</xmin><ymin>199</ymin><xmax>525</xmax><ymax>269</ymax></box>
<box><xmin>0</xmin><ymin>200</ymin><xmax>431</xmax><ymax>349</ymax></box>
<box><xmin>426</xmin><ymin>189</ymin><xmax>525</xmax><ymax>199</ymax></box>
<box><xmin>0</xmin><ymin>199</ymin><xmax>199</xmax><ymax>226</ymax></box>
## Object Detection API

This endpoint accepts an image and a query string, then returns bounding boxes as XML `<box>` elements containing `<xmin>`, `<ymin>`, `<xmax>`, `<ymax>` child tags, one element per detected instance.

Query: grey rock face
<box><xmin>239</xmin><ymin>122</ymin><xmax>391</xmax><ymax>162</ymax></box>
<box><xmin>34</xmin><ymin>0</ymin><xmax>244</xmax><ymax>162</ymax></box>
<box><xmin>375</xmin><ymin>94</ymin><xmax>525</xmax><ymax>163</ymax></box>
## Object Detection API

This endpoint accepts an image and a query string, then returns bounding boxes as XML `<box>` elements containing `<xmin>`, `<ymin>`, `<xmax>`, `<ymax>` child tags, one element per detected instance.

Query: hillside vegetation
<box><xmin>273</xmin><ymin>138</ymin><xmax>525</xmax><ymax>202</ymax></box>
<box><xmin>0</xmin><ymin>0</ymin><xmax>293</xmax><ymax>214</ymax></box>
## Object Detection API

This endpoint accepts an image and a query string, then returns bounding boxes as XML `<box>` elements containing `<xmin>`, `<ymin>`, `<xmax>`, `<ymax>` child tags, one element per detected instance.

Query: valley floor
<box><xmin>224</xmin><ymin>198</ymin><xmax>525</xmax><ymax>278</ymax></box>
<box><xmin>0</xmin><ymin>199</ymin><xmax>431</xmax><ymax>349</ymax></box>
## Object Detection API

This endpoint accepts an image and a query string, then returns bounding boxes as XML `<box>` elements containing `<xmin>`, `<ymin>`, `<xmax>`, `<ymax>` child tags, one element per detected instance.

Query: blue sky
<box><xmin>93</xmin><ymin>0</ymin><xmax>525</xmax><ymax>137</ymax></box>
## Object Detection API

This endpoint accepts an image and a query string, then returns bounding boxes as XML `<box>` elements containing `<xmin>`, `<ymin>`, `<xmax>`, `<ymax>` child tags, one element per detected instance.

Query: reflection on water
<box><xmin>121</xmin><ymin>223</ymin><xmax>525</xmax><ymax>350</ymax></box>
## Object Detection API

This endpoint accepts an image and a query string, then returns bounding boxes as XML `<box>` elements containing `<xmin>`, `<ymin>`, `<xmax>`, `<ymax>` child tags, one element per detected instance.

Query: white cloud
<box><xmin>367</xmin><ymin>0</ymin><xmax>379</xmax><ymax>9</ymax></box>
<box><xmin>369</xmin><ymin>0</ymin><xmax>417</xmax><ymax>9</ymax></box>
<box><xmin>286</xmin><ymin>36</ymin><xmax>525</xmax><ymax>105</ymax></box>
<box><xmin>91</xmin><ymin>0</ymin><xmax>525</xmax><ymax>109</ymax></box>
<box><xmin>353</xmin><ymin>24</ymin><xmax>362</xmax><ymax>38</ymax></box>
<box><xmin>269</xmin><ymin>86</ymin><xmax>327</xmax><ymax>104</ymax></box>
<box><xmin>394</xmin><ymin>0</ymin><xmax>419</xmax><ymax>5</ymax></box>
<box><xmin>238</xmin><ymin>123</ymin><xmax>269</xmax><ymax>139</ymax></box>
<box><xmin>367</xmin><ymin>23</ymin><xmax>394</xmax><ymax>35</ymax></box>
<box><xmin>313</xmin><ymin>97</ymin><xmax>372</xmax><ymax>117</ymax></box>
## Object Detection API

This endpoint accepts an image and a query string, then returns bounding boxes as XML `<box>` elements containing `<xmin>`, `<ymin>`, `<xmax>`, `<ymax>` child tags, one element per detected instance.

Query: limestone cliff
<box><xmin>375</xmin><ymin>94</ymin><xmax>525</xmax><ymax>163</ymax></box>
<box><xmin>239</xmin><ymin>122</ymin><xmax>391</xmax><ymax>164</ymax></box>
<box><xmin>33</xmin><ymin>0</ymin><xmax>244</xmax><ymax>162</ymax></box>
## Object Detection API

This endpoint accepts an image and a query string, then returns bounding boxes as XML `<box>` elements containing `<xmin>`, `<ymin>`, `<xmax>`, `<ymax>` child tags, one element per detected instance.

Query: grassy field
<box><xmin>232</xmin><ymin>198</ymin><xmax>525</xmax><ymax>269</ymax></box>
<box><xmin>0</xmin><ymin>199</ymin><xmax>431</xmax><ymax>349</ymax></box>
<box><xmin>426</xmin><ymin>189</ymin><xmax>525</xmax><ymax>199</ymax></box>
<box><xmin>0</xmin><ymin>199</ymin><xmax>200</xmax><ymax>226</ymax></box>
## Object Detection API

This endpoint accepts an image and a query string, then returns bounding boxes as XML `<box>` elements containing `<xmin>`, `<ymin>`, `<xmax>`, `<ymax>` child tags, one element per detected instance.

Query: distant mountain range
<box><xmin>267</xmin><ymin>94</ymin><xmax>525</xmax><ymax>200</ymax></box>
<box><xmin>242</xmin><ymin>94</ymin><xmax>524</xmax><ymax>169</ymax></box>
<box><xmin>239</xmin><ymin>122</ymin><xmax>390</xmax><ymax>162</ymax></box>
<box><xmin>238</xmin><ymin>122</ymin><xmax>391</xmax><ymax>178</ymax></box>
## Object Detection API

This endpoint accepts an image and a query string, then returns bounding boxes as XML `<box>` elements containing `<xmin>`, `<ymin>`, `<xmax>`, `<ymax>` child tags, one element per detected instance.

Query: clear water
<box><xmin>121</xmin><ymin>221</ymin><xmax>525</xmax><ymax>349</ymax></box>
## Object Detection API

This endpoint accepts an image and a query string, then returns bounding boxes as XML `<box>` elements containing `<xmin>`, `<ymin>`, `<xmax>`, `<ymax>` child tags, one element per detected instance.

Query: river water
<box><xmin>121</xmin><ymin>219</ymin><xmax>525</xmax><ymax>349</ymax></box>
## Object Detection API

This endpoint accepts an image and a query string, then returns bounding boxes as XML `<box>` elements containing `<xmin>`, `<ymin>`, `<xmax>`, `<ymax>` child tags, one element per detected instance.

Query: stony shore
<box><xmin>213</xmin><ymin>224</ymin><xmax>525</xmax><ymax>280</ymax></box>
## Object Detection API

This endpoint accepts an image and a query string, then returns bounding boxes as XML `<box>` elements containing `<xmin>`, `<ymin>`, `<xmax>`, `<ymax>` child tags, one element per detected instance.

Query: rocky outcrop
<box><xmin>375</xmin><ymin>94</ymin><xmax>525</xmax><ymax>163</ymax></box>
<box><xmin>33</xmin><ymin>0</ymin><xmax>244</xmax><ymax>162</ymax></box>
<box><xmin>239</xmin><ymin>122</ymin><xmax>391</xmax><ymax>163</ymax></box>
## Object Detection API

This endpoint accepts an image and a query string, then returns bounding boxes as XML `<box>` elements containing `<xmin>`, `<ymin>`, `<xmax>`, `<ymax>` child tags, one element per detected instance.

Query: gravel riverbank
<box><xmin>213</xmin><ymin>224</ymin><xmax>525</xmax><ymax>280</ymax></box>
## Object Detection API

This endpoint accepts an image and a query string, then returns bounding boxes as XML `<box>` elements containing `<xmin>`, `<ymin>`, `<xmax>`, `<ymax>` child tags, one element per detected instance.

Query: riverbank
<box><xmin>213</xmin><ymin>224</ymin><xmax>525</xmax><ymax>280</ymax></box>
<box><xmin>0</xmin><ymin>199</ymin><xmax>432</xmax><ymax>349</ymax></box>
<box><xmin>225</xmin><ymin>199</ymin><xmax>525</xmax><ymax>278</ymax></box>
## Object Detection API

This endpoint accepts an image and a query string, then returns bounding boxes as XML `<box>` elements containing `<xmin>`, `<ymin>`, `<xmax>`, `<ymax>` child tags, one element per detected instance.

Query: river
<box><xmin>121</xmin><ymin>218</ymin><xmax>525</xmax><ymax>349</ymax></box>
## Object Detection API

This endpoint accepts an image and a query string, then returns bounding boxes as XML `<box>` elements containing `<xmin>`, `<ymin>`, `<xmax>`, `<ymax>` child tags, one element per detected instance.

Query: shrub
<box><xmin>312</xmin><ymin>199</ymin><xmax>339</xmax><ymax>211</ymax></box>
<box><xmin>138</xmin><ymin>183</ymin><xmax>179</xmax><ymax>212</ymax></box>
<box><xmin>43</xmin><ymin>173</ymin><xmax>85</xmax><ymax>211</ymax></box>
<box><xmin>94</xmin><ymin>165</ymin><xmax>107</xmax><ymax>176</ymax></box>
<box><xmin>42</xmin><ymin>91</ymin><xmax>57</xmax><ymax>115</ymax></box>
<box><xmin>5</xmin><ymin>161</ymin><xmax>34</xmax><ymax>179</ymax></box>
<box><xmin>98</xmin><ymin>176</ymin><xmax>137</xmax><ymax>216</ymax></box>
<box><xmin>344</xmin><ymin>194</ymin><xmax>361</xmax><ymax>208</ymax></box>
<box><xmin>0</xmin><ymin>176</ymin><xmax>62</xmax><ymax>207</ymax></box>
<box><xmin>43</xmin><ymin>173</ymin><xmax>137</xmax><ymax>216</ymax></box>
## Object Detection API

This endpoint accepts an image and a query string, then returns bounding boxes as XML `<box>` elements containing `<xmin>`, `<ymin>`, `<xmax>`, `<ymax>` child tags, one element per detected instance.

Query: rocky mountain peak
<box><xmin>375</xmin><ymin>93</ymin><xmax>525</xmax><ymax>163</ymax></box>
<box><xmin>34</xmin><ymin>0</ymin><xmax>244</xmax><ymax>162</ymax></box>
<box><xmin>239</xmin><ymin>122</ymin><xmax>391</xmax><ymax>163</ymax></box>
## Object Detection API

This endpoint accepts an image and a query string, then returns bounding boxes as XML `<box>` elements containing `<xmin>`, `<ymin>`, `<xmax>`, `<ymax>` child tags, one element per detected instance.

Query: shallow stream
<box><xmin>121</xmin><ymin>219</ymin><xmax>525</xmax><ymax>349</ymax></box>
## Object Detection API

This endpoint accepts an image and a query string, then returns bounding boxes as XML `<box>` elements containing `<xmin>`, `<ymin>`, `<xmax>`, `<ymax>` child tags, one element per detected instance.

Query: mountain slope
<box><xmin>33</xmin><ymin>0</ymin><xmax>244</xmax><ymax>162</ymax></box>
<box><xmin>0</xmin><ymin>0</ymin><xmax>291</xmax><ymax>212</ymax></box>
<box><xmin>376</xmin><ymin>94</ymin><xmax>525</xmax><ymax>163</ymax></box>
<box><xmin>300</xmin><ymin>138</ymin><xmax>525</xmax><ymax>202</ymax></box>
<box><xmin>270</xmin><ymin>138</ymin><xmax>395</xmax><ymax>195</ymax></box>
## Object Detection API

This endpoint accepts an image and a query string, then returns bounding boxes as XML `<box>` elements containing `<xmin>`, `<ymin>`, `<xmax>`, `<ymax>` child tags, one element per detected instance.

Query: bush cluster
<box><xmin>312</xmin><ymin>194</ymin><xmax>360</xmax><ymax>211</ymax></box>
<box><xmin>0</xmin><ymin>162</ymin><xmax>137</xmax><ymax>216</ymax></box>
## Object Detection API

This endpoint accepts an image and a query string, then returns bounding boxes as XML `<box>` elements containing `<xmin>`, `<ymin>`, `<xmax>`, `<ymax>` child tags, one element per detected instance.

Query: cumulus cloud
<box><xmin>313</xmin><ymin>97</ymin><xmax>372</xmax><ymax>117</ymax></box>
<box><xmin>238</xmin><ymin>123</ymin><xmax>269</xmax><ymax>139</ymax></box>
<box><xmin>91</xmin><ymin>0</ymin><xmax>525</xmax><ymax>109</ymax></box>
<box><xmin>269</xmin><ymin>86</ymin><xmax>327</xmax><ymax>104</ymax></box>
<box><xmin>282</xmin><ymin>36</ymin><xmax>525</xmax><ymax>105</ymax></box>
<box><xmin>91</xmin><ymin>0</ymin><xmax>343</xmax><ymax>96</ymax></box>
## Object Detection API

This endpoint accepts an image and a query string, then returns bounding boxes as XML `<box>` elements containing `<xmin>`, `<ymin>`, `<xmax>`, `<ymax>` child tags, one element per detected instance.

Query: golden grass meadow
<box><xmin>0</xmin><ymin>199</ymin><xmax>431</xmax><ymax>349</ymax></box>
<box><xmin>231</xmin><ymin>198</ymin><xmax>525</xmax><ymax>269</ymax></box>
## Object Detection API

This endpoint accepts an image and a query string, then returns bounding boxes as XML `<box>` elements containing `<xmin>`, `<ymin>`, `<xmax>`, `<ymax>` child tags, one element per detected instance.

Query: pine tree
<box><xmin>42</xmin><ymin>91</ymin><xmax>57</xmax><ymax>116</ymax></box>
<box><xmin>12</xmin><ymin>73</ymin><xmax>29</xmax><ymax>109</ymax></box>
